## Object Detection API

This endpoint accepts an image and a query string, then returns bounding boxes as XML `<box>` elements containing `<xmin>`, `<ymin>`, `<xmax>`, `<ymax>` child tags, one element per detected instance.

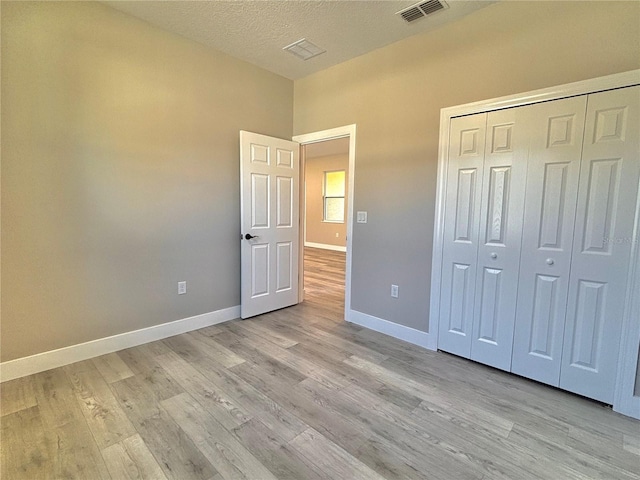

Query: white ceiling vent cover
<box><xmin>283</xmin><ymin>39</ymin><xmax>326</xmax><ymax>61</ymax></box>
<box><xmin>397</xmin><ymin>0</ymin><xmax>449</xmax><ymax>23</ymax></box>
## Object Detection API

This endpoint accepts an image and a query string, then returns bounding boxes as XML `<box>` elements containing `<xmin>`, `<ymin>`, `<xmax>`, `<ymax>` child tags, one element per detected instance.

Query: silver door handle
<box><xmin>490</xmin><ymin>252</ymin><xmax>498</xmax><ymax>259</ymax></box>
<box><xmin>546</xmin><ymin>258</ymin><xmax>555</xmax><ymax>265</ymax></box>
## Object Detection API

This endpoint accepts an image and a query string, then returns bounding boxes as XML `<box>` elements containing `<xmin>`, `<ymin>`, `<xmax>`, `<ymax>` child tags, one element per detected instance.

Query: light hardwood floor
<box><xmin>2</xmin><ymin>247</ymin><xmax>639</xmax><ymax>479</ymax></box>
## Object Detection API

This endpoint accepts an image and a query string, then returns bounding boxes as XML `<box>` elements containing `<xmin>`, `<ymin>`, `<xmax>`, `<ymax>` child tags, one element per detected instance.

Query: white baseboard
<box><xmin>0</xmin><ymin>306</ymin><xmax>240</xmax><ymax>383</ymax></box>
<box><xmin>304</xmin><ymin>242</ymin><xmax>347</xmax><ymax>253</ymax></box>
<box><xmin>346</xmin><ymin>309</ymin><xmax>437</xmax><ymax>351</ymax></box>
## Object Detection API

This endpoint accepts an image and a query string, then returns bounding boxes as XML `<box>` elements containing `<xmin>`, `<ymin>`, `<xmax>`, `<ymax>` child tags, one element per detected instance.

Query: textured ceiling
<box><xmin>104</xmin><ymin>1</ymin><xmax>495</xmax><ymax>80</ymax></box>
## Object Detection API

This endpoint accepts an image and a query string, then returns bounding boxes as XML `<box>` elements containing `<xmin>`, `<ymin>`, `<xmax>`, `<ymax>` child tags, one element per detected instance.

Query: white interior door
<box><xmin>469</xmin><ymin>107</ymin><xmax>528</xmax><ymax>371</ymax></box>
<box><xmin>438</xmin><ymin>113</ymin><xmax>487</xmax><ymax>358</ymax></box>
<box><xmin>240</xmin><ymin>131</ymin><xmax>300</xmax><ymax>319</ymax></box>
<box><xmin>511</xmin><ymin>96</ymin><xmax>587</xmax><ymax>386</ymax></box>
<box><xmin>559</xmin><ymin>86</ymin><xmax>640</xmax><ymax>403</ymax></box>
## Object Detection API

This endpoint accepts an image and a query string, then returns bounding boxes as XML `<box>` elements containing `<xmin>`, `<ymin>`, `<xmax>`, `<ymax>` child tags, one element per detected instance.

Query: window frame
<box><xmin>322</xmin><ymin>169</ymin><xmax>346</xmax><ymax>224</ymax></box>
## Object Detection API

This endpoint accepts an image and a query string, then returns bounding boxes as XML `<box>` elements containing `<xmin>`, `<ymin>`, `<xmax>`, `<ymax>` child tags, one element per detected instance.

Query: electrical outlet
<box><xmin>391</xmin><ymin>284</ymin><xmax>399</xmax><ymax>298</ymax></box>
<box><xmin>336</xmin><ymin>232</ymin><xmax>339</xmax><ymax>238</ymax></box>
<box><xmin>178</xmin><ymin>281</ymin><xmax>187</xmax><ymax>295</ymax></box>
<box><xmin>357</xmin><ymin>211</ymin><xmax>368</xmax><ymax>223</ymax></box>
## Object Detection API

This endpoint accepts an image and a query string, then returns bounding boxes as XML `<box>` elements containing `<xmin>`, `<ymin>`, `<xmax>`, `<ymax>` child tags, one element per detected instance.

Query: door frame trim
<box><xmin>615</xmin><ymin>172</ymin><xmax>640</xmax><ymax>419</ymax></box>
<box><xmin>293</xmin><ymin>125</ymin><xmax>356</xmax><ymax>321</ymax></box>
<box><xmin>431</xmin><ymin>69</ymin><xmax>640</xmax><ymax>418</ymax></box>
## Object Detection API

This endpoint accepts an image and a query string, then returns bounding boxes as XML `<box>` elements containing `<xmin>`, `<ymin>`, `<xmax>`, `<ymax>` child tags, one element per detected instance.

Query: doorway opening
<box><xmin>302</xmin><ymin>138</ymin><xmax>349</xmax><ymax>319</ymax></box>
<box><xmin>293</xmin><ymin>125</ymin><xmax>356</xmax><ymax>322</ymax></box>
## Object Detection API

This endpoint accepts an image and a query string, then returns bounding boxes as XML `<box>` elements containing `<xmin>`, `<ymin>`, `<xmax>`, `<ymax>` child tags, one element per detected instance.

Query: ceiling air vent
<box><xmin>283</xmin><ymin>38</ymin><xmax>326</xmax><ymax>61</ymax></box>
<box><xmin>397</xmin><ymin>0</ymin><xmax>448</xmax><ymax>23</ymax></box>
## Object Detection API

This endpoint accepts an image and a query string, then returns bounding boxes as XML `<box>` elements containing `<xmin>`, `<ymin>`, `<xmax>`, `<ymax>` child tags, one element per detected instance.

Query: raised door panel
<box><xmin>560</xmin><ymin>86</ymin><xmax>640</xmax><ymax>403</ymax></box>
<box><xmin>528</xmin><ymin>275</ymin><xmax>560</xmax><ymax>356</ymax></box>
<box><xmin>454</xmin><ymin>169</ymin><xmax>478</xmax><ymax>242</ymax></box>
<box><xmin>438</xmin><ymin>113</ymin><xmax>486</xmax><ymax>359</ymax></box>
<box><xmin>276</xmin><ymin>176</ymin><xmax>293</xmax><ymax>228</ymax></box>
<box><xmin>476</xmin><ymin>267</ymin><xmax>502</xmax><ymax>344</ymax></box>
<box><xmin>569</xmin><ymin>280</ymin><xmax>606</xmax><ymax>370</ymax></box>
<box><xmin>275</xmin><ymin>242</ymin><xmax>293</xmax><ymax>292</ymax></box>
<box><xmin>511</xmin><ymin>96</ymin><xmax>587</xmax><ymax>386</ymax></box>
<box><xmin>250</xmin><ymin>143</ymin><xmax>270</xmax><ymax>165</ymax></box>
<box><xmin>447</xmin><ymin>263</ymin><xmax>473</xmax><ymax>334</ymax></box>
<box><xmin>251</xmin><ymin>174</ymin><xmax>270</xmax><ymax>229</ymax></box>
<box><xmin>470</xmin><ymin>107</ymin><xmax>528</xmax><ymax>371</ymax></box>
<box><xmin>251</xmin><ymin>244</ymin><xmax>270</xmax><ymax>298</ymax></box>
<box><xmin>581</xmin><ymin>159</ymin><xmax>621</xmax><ymax>253</ymax></box>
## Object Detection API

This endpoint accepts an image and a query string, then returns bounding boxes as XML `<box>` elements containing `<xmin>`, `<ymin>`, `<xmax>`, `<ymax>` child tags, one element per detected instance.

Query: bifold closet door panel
<box><xmin>469</xmin><ymin>107</ymin><xmax>528</xmax><ymax>371</ymax></box>
<box><xmin>511</xmin><ymin>96</ymin><xmax>588</xmax><ymax>386</ymax></box>
<box><xmin>438</xmin><ymin>113</ymin><xmax>487</xmax><ymax>359</ymax></box>
<box><xmin>560</xmin><ymin>86</ymin><xmax>640</xmax><ymax>404</ymax></box>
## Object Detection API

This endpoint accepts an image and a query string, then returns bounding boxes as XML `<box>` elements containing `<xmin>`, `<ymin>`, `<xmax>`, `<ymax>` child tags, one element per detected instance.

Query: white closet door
<box><xmin>438</xmin><ymin>113</ymin><xmax>486</xmax><ymax>358</ymax></box>
<box><xmin>560</xmin><ymin>86</ymin><xmax>640</xmax><ymax>403</ymax></box>
<box><xmin>469</xmin><ymin>107</ymin><xmax>528</xmax><ymax>371</ymax></box>
<box><xmin>511</xmin><ymin>96</ymin><xmax>588</xmax><ymax>385</ymax></box>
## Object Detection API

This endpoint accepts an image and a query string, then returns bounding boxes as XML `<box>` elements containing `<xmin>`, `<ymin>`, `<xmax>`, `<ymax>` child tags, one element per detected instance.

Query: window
<box><xmin>323</xmin><ymin>170</ymin><xmax>345</xmax><ymax>223</ymax></box>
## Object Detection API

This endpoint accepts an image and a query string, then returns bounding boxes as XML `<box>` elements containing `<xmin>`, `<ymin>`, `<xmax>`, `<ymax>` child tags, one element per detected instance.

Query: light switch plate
<box><xmin>357</xmin><ymin>211</ymin><xmax>368</xmax><ymax>223</ymax></box>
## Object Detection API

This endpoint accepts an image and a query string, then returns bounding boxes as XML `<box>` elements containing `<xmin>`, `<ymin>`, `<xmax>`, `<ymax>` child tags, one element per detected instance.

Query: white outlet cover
<box><xmin>178</xmin><ymin>281</ymin><xmax>187</xmax><ymax>295</ymax></box>
<box><xmin>357</xmin><ymin>211</ymin><xmax>368</xmax><ymax>223</ymax></box>
<box><xmin>391</xmin><ymin>284</ymin><xmax>399</xmax><ymax>298</ymax></box>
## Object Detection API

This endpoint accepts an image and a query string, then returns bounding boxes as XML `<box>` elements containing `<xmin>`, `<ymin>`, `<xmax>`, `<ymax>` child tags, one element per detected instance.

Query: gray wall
<box><xmin>3</xmin><ymin>0</ymin><xmax>639</xmax><ymax>362</ymax></box>
<box><xmin>1</xmin><ymin>2</ymin><xmax>293</xmax><ymax>361</ymax></box>
<box><xmin>293</xmin><ymin>1</ymin><xmax>640</xmax><ymax>332</ymax></box>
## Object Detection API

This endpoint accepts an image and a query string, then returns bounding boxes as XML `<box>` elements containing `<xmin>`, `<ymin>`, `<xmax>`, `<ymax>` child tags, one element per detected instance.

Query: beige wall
<box><xmin>293</xmin><ymin>1</ymin><xmax>640</xmax><ymax>331</ymax></box>
<box><xmin>305</xmin><ymin>154</ymin><xmax>349</xmax><ymax>248</ymax></box>
<box><xmin>1</xmin><ymin>2</ymin><xmax>293</xmax><ymax>361</ymax></box>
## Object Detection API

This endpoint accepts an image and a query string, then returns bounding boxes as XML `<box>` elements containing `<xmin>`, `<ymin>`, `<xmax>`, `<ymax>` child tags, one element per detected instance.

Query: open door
<box><xmin>240</xmin><ymin>131</ymin><xmax>300</xmax><ymax>319</ymax></box>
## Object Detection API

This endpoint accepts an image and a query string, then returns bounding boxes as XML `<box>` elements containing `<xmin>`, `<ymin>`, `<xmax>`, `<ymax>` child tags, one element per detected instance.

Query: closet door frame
<box><xmin>431</xmin><ymin>69</ymin><xmax>640</xmax><ymax>418</ymax></box>
<box><xmin>614</xmin><ymin>174</ymin><xmax>640</xmax><ymax>419</ymax></box>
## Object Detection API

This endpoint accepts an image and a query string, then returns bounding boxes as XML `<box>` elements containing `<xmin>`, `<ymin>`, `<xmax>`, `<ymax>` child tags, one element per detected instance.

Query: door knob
<box><xmin>546</xmin><ymin>258</ymin><xmax>555</xmax><ymax>265</ymax></box>
<box><xmin>244</xmin><ymin>233</ymin><xmax>260</xmax><ymax>240</ymax></box>
<box><xmin>490</xmin><ymin>252</ymin><xmax>498</xmax><ymax>259</ymax></box>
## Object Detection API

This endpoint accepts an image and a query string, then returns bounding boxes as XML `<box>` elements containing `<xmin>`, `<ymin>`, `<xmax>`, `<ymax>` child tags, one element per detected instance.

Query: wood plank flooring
<box><xmin>2</xmin><ymin>247</ymin><xmax>639</xmax><ymax>479</ymax></box>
